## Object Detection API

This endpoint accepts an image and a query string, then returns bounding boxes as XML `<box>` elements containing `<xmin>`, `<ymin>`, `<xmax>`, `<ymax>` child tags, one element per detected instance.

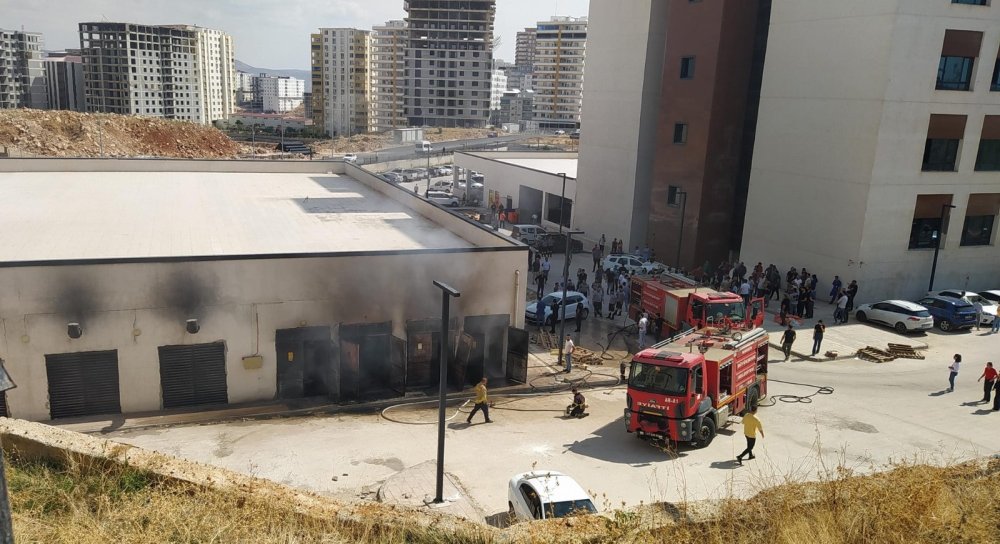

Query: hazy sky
<box><xmin>6</xmin><ymin>0</ymin><xmax>590</xmax><ymax>69</ymax></box>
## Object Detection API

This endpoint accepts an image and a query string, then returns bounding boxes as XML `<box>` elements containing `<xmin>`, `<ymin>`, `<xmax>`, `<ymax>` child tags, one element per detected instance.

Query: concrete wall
<box><xmin>575</xmin><ymin>0</ymin><xmax>669</xmax><ymax>252</ymax></box>
<box><xmin>0</xmin><ymin>158</ymin><xmax>346</xmax><ymax>174</ymax></box>
<box><xmin>741</xmin><ymin>0</ymin><xmax>1000</xmax><ymax>301</ymax></box>
<box><xmin>0</xmin><ymin>250</ymin><xmax>526</xmax><ymax>421</ymax></box>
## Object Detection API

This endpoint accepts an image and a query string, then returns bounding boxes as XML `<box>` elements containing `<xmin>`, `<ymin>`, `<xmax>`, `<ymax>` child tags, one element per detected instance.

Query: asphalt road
<box><xmin>107</xmin><ymin>317</ymin><xmax>1000</xmax><ymax>521</ymax></box>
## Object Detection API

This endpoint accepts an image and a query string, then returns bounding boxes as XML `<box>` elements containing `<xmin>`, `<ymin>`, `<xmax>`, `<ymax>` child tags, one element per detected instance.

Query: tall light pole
<box><xmin>557</xmin><ymin>172</ymin><xmax>567</xmax><ymax>234</ymax></box>
<box><xmin>557</xmin><ymin>230</ymin><xmax>584</xmax><ymax>371</ymax></box>
<box><xmin>432</xmin><ymin>281</ymin><xmax>460</xmax><ymax>504</ymax></box>
<box><xmin>928</xmin><ymin>203</ymin><xmax>956</xmax><ymax>292</ymax></box>
<box><xmin>668</xmin><ymin>186</ymin><xmax>688</xmax><ymax>269</ymax></box>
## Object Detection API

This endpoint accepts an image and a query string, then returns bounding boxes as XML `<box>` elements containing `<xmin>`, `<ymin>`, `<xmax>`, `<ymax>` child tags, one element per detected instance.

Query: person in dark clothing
<box><xmin>568</xmin><ymin>388</ymin><xmax>587</xmax><ymax>417</ymax></box>
<box><xmin>654</xmin><ymin>313</ymin><xmax>665</xmax><ymax>341</ymax></box>
<box><xmin>796</xmin><ymin>286</ymin><xmax>807</xmax><ymax>317</ymax></box>
<box><xmin>993</xmin><ymin>379</ymin><xmax>1000</xmax><ymax>411</ymax></box>
<box><xmin>535</xmin><ymin>272</ymin><xmax>545</xmax><ymax>299</ymax></box>
<box><xmin>549</xmin><ymin>300</ymin><xmax>559</xmax><ymax>333</ymax></box>
<box><xmin>535</xmin><ymin>302</ymin><xmax>546</xmax><ymax>331</ymax></box>
<box><xmin>779</xmin><ymin>295</ymin><xmax>791</xmax><ymax>325</ymax></box>
<box><xmin>979</xmin><ymin>362</ymin><xmax>997</xmax><ymax>403</ymax></box>
<box><xmin>846</xmin><ymin>280</ymin><xmax>859</xmax><ymax>314</ymax></box>
<box><xmin>804</xmin><ymin>288</ymin><xmax>815</xmax><ymax>319</ymax></box>
<box><xmin>829</xmin><ymin>276</ymin><xmax>842</xmax><ymax>304</ymax></box>
<box><xmin>812</xmin><ymin>320</ymin><xmax>826</xmax><ymax>356</ymax></box>
<box><xmin>574</xmin><ymin>301</ymin><xmax>584</xmax><ymax>332</ymax></box>
<box><xmin>781</xmin><ymin>325</ymin><xmax>796</xmax><ymax>361</ymax></box>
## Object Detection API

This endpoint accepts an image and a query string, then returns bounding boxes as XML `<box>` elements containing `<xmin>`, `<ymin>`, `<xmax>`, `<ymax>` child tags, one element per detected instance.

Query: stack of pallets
<box><xmin>856</xmin><ymin>343</ymin><xmax>925</xmax><ymax>363</ymax></box>
<box><xmin>887</xmin><ymin>343</ymin><xmax>925</xmax><ymax>360</ymax></box>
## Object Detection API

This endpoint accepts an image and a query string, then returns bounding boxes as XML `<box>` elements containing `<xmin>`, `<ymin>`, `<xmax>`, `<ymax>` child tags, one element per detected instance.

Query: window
<box><xmin>680</xmin><ymin>56</ymin><xmax>695</xmax><ymax>79</ymax></box>
<box><xmin>993</xmin><ymin>58</ymin><xmax>1000</xmax><ymax>92</ymax></box>
<box><xmin>909</xmin><ymin>194</ymin><xmax>954</xmax><ymax>249</ymax></box>
<box><xmin>923</xmin><ymin>138</ymin><xmax>960</xmax><ymax>171</ymax></box>
<box><xmin>961</xmin><ymin>215</ymin><xmax>995</xmax><ymax>245</ymax></box>
<box><xmin>952</xmin><ymin>0</ymin><xmax>988</xmax><ymax>4</ymax></box>
<box><xmin>673</xmin><ymin>123</ymin><xmax>688</xmax><ymax>144</ymax></box>
<box><xmin>975</xmin><ymin>140</ymin><xmax>1000</xmax><ymax>171</ymax></box>
<box><xmin>910</xmin><ymin>217</ymin><xmax>944</xmax><ymax>249</ymax></box>
<box><xmin>937</xmin><ymin>56</ymin><xmax>974</xmax><ymax>90</ymax></box>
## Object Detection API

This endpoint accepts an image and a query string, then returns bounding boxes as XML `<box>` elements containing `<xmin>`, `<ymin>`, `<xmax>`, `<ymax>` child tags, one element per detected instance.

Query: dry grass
<box><xmin>8</xmin><ymin>454</ymin><xmax>1000</xmax><ymax>543</ymax></box>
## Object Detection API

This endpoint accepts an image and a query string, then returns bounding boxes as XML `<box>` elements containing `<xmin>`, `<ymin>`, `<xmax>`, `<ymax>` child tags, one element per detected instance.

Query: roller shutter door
<box><xmin>158</xmin><ymin>342</ymin><xmax>228</xmax><ymax>409</ymax></box>
<box><xmin>0</xmin><ymin>392</ymin><xmax>7</xmax><ymax>417</ymax></box>
<box><xmin>45</xmin><ymin>350</ymin><xmax>121</xmax><ymax>419</ymax></box>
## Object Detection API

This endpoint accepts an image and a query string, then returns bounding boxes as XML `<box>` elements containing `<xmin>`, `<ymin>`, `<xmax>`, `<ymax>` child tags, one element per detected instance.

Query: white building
<box><xmin>741</xmin><ymin>0</ymin><xmax>1000</xmax><ymax>302</ymax></box>
<box><xmin>0</xmin><ymin>29</ymin><xmax>47</xmax><ymax>109</ymax></box>
<box><xmin>312</xmin><ymin>28</ymin><xmax>372</xmax><ymax>137</ymax></box>
<box><xmin>257</xmin><ymin>76</ymin><xmax>304</xmax><ymax>113</ymax></box>
<box><xmin>236</xmin><ymin>71</ymin><xmax>255</xmax><ymax>105</ymax></box>
<box><xmin>372</xmin><ymin>20</ymin><xmax>407</xmax><ymax>132</ymax></box>
<box><xmin>532</xmin><ymin>16</ymin><xmax>587</xmax><ymax>130</ymax></box>
<box><xmin>78</xmin><ymin>23</ymin><xmax>235</xmax><ymax>124</ymax></box>
<box><xmin>0</xmin><ymin>158</ymin><xmax>527</xmax><ymax>421</ymax></box>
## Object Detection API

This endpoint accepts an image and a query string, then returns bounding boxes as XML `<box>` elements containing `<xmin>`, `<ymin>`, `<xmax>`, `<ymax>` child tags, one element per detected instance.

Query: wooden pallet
<box><xmin>857</xmin><ymin>346</ymin><xmax>894</xmax><ymax>363</ymax></box>
<box><xmin>887</xmin><ymin>343</ymin><xmax>925</xmax><ymax>360</ymax></box>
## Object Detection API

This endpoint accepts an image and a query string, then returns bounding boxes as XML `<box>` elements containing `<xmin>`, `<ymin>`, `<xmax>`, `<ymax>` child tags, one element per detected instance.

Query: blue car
<box><xmin>915</xmin><ymin>295</ymin><xmax>978</xmax><ymax>332</ymax></box>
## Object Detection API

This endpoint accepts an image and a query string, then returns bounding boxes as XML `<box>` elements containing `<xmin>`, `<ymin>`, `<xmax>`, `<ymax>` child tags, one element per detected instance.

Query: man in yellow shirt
<box><xmin>736</xmin><ymin>408</ymin><xmax>764</xmax><ymax>465</ymax></box>
<box><xmin>466</xmin><ymin>377</ymin><xmax>493</xmax><ymax>424</ymax></box>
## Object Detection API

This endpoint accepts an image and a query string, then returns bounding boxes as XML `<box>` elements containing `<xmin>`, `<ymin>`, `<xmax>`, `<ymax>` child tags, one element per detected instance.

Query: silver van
<box><xmin>511</xmin><ymin>224</ymin><xmax>547</xmax><ymax>244</ymax></box>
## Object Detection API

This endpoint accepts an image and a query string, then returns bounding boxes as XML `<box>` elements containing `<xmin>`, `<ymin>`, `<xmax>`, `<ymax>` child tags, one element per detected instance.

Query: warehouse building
<box><xmin>0</xmin><ymin>159</ymin><xmax>527</xmax><ymax>421</ymax></box>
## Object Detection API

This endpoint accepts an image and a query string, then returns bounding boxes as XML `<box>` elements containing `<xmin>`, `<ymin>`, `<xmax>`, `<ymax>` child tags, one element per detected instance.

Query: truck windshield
<box><xmin>629</xmin><ymin>362</ymin><xmax>688</xmax><ymax>396</ymax></box>
<box><xmin>706</xmin><ymin>301</ymin><xmax>746</xmax><ymax>323</ymax></box>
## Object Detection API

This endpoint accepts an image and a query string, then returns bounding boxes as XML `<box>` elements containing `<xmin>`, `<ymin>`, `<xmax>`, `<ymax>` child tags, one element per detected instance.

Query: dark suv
<box><xmin>915</xmin><ymin>295</ymin><xmax>978</xmax><ymax>331</ymax></box>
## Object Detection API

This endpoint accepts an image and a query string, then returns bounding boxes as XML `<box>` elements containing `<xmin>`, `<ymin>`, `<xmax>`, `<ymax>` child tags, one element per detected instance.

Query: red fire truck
<box><xmin>629</xmin><ymin>273</ymin><xmax>765</xmax><ymax>336</ymax></box>
<box><xmin>624</xmin><ymin>326</ymin><xmax>769</xmax><ymax>448</ymax></box>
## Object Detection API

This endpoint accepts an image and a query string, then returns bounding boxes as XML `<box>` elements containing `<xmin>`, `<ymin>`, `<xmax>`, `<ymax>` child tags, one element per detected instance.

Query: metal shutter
<box><xmin>158</xmin><ymin>342</ymin><xmax>228</xmax><ymax>409</ymax></box>
<box><xmin>45</xmin><ymin>350</ymin><xmax>121</xmax><ymax>419</ymax></box>
<box><xmin>0</xmin><ymin>392</ymin><xmax>7</xmax><ymax>417</ymax></box>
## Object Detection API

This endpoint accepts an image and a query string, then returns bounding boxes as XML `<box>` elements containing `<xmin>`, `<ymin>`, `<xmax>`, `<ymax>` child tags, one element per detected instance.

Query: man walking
<box><xmin>591</xmin><ymin>282</ymin><xmax>604</xmax><ymax>317</ymax></box>
<box><xmin>638</xmin><ymin>313</ymin><xmax>649</xmax><ymax>349</ymax></box>
<box><xmin>812</xmin><ymin>320</ymin><xmax>826</xmax><ymax>356</ymax></box>
<box><xmin>978</xmin><ymin>362</ymin><xmax>997</xmax><ymax>403</ymax></box>
<box><xmin>735</xmin><ymin>408</ymin><xmax>764</xmax><ymax>465</ymax></box>
<box><xmin>948</xmin><ymin>354</ymin><xmax>961</xmax><ymax>392</ymax></box>
<box><xmin>466</xmin><ymin>377</ymin><xmax>492</xmax><ymax>424</ymax></box>
<box><xmin>563</xmin><ymin>335</ymin><xmax>575</xmax><ymax>373</ymax></box>
<box><xmin>781</xmin><ymin>324</ymin><xmax>796</xmax><ymax>361</ymax></box>
<box><xmin>592</xmin><ymin>244</ymin><xmax>602</xmax><ymax>273</ymax></box>
<box><xmin>541</xmin><ymin>257</ymin><xmax>551</xmax><ymax>283</ymax></box>
<box><xmin>835</xmin><ymin>290</ymin><xmax>849</xmax><ymax>324</ymax></box>
<box><xmin>535</xmin><ymin>271</ymin><xmax>545</xmax><ymax>300</ymax></box>
<box><xmin>993</xmin><ymin>314</ymin><xmax>1000</xmax><ymax>334</ymax></box>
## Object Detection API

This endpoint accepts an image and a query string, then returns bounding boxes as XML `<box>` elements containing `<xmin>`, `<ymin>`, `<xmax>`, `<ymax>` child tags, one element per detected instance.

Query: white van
<box><xmin>511</xmin><ymin>225</ymin><xmax>547</xmax><ymax>244</ymax></box>
<box><xmin>416</xmin><ymin>140</ymin><xmax>432</xmax><ymax>153</ymax></box>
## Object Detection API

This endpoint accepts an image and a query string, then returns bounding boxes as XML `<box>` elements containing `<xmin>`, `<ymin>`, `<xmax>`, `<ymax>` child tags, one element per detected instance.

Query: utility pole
<box><xmin>928</xmin><ymin>203</ymin><xmax>956</xmax><ymax>292</ymax></box>
<box><xmin>432</xmin><ymin>281</ymin><xmax>460</xmax><ymax>504</ymax></box>
<box><xmin>557</xmin><ymin>172</ymin><xmax>567</xmax><ymax>234</ymax></box>
<box><xmin>557</xmin><ymin>230</ymin><xmax>584</xmax><ymax>372</ymax></box>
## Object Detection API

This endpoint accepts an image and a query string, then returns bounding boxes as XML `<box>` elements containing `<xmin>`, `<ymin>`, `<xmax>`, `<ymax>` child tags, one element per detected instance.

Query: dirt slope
<box><xmin>0</xmin><ymin>109</ymin><xmax>244</xmax><ymax>158</ymax></box>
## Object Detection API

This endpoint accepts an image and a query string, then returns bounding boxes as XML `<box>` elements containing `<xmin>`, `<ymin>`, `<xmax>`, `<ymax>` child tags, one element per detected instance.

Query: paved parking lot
<box><xmin>107</xmin><ymin>313</ymin><xmax>1000</xmax><ymax>521</ymax></box>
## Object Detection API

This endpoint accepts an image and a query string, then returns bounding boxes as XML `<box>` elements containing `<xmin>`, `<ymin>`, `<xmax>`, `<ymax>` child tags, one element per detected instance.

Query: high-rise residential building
<box><xmin>532</xmin><ymin>16</ymin><xmax>587</xmax><ymax>130</ymax></box>
<box><xmin>498</xmin><ymin>88</ymin><xmax>534</xmax><ymax>126</ymax></box>
<box><xmin>236</xmin><ymin>71</ymin><xmax>255</xmax><ymax>105</ymax></box>
<box><xmin>312</xmin><ymin>28</ymin><xmax>373</xmax><ymax>137</ymax></box>
<box><xmin>0</xmin><ymin>29</ymin><xmax>47</xmax><ymax>109</ymax></box>
<box><xmin>515</xmin><ymin>28</ymin><xmax>537</xmax><ymax>72</ymax></box>
<box><xmin>256</xmin><ymin>76</ymin><xmax>304</xmax><ymax>113</ymax></box>
<box><xmin>372</xmin><ymin>20</ymin><xmax>407</xmax><ymax>132</ymax></box>
<box><xmin>575</xmin><ymin>0</ymin><xmax>771</xmax><ymax>269</ymax></box>
<box><xmin>490</xmin><ymin>68</ymin><xmax>508</xmax><ymax>111</ymax></box>
<box><xmin>78</xmin><ymin>23</ymin><xmax>235</xmax><ymax>124</ymax></box>
<box><xmin>403</xmin><ymin>0</ymin><xmax>497</xmax><ymax>128</ymax></box>
<box><xmin>43</xmin><ymin>52</ymin><xmax>85</xmax><ymax>111</ymax></box>
<box><xmin>741</xmin><ymin>0</ymin><xmax>1000</xmax><ymax>300</ymax></box>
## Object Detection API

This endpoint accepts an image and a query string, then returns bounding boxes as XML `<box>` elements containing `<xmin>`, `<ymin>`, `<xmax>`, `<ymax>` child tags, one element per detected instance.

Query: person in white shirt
<box><xmin>835</xmin><ymin>292</ymin><xmax>849</xmax><ymax>324</ymax></box>
<box><xmin>563</xmin><ymin>335</ymin><xmax>575</xmax><ymax>373</ymax></box>
<box><xmin>638</xmin><ymin>314</ymin><xmax>649</xmax><ymax>349</ymax></box>
<box><xmin>948</xmin><ymin>354</ymin><xmax>961</xmax><ymax>392</ymax></box>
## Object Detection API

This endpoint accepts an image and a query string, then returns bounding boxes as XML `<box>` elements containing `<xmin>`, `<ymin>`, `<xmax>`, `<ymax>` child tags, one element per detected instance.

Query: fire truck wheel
<box><xmin>694</xmin><ymin>418</ymin><xmax>716</xmax><ymax>449</ymax></box>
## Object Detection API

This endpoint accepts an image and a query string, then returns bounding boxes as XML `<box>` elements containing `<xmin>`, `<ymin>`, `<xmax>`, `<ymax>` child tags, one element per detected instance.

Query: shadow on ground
<box><xmin>561</xmin><ymin>420</ymin><xmax>685</xmax><ymax>466</ymax></box>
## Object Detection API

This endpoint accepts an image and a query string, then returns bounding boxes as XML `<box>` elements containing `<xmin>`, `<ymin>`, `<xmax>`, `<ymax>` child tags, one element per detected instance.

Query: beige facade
<box><xmin>0</xmin><ymin>29</ymin><xmax>47</xmax><ymax>109</ymax></box>
<box><xmin>515</xmin><ymin>28</ymin><xmax>537</xmax><ymax>73</ymax></box>
<box><xmin>312</xmin><ymin>28</ymin><xmax>373</xmax><ymax>137</ymax></box>
<box><xmin>741</xmin><ymin>0</ymin><xmax>1000</xmax><ymax>301</ymax></box>
<box><xmin>532</xmin><ymin>16</ymin><xmax>587</xmax><ymax>130</ymax></box>
<box><xmin>372</xmin><ymin>20</ymin><xmax>407</xmax><ymax>132</ymax></box>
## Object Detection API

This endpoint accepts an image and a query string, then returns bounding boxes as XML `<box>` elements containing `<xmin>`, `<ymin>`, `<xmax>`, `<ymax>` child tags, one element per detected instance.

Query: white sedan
<box><xmin>855</xmin><ymin>300</ymin><xmax>934</xmax><ymax>333</ymax></box>
<box><xmin>601</xmin><ymin>255</ymin><xmax>666</xmax><ymax>275</ymax></box>
<box><xmin>343</xmin><ymin>153</ymin><xmax>358</xmax><ymax>163</ymax></box>
<box><xmin>507</xmin><ymin>471</ymin><xmax>598</xmax><ymax>522</ymax></box>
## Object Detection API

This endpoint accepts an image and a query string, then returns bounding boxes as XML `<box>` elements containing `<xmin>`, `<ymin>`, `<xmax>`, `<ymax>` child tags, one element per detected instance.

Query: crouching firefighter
<box><xmin>566</xmin><ymin>387</ymin><xmax>588</xmax><ymax>418</ymax></box>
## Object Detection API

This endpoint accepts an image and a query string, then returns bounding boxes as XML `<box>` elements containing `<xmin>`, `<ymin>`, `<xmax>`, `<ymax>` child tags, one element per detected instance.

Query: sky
<box><xmin>5</xmin><ymin>0</ymin><xmax>590</xmax><ymax>69</ymax></box>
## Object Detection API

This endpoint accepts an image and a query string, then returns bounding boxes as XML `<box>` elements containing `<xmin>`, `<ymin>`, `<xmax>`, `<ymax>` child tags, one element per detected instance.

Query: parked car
<box><xmin>438</xmin><ymin>166</ymin><xmax>453</xmax><ymax>175</ymax></box>
<box><xmin>525</xmin><ymin>291</ymin><xmax>592</xmax><ymax>326</ymax></box>
<box><xmin>430</xmin><ymin>179</ymin><xmax>454</xmax><ymax>191</ymax></box>
<box><xmin>507</xmin><ymin>471</ymin><xmax>598</xmax><ymax>523</ymax></box>
<box><xmin>570</xmin><ymin>129</ymin><xmax>580</xmax><ymax>140</ymax></box>
<box><xmin>915</xmin><ymin>295</ymin><xmax>978</xmax><ymax>331</ymax></box>
<box><xmin>533</xmin><ymin>232</ymin><xmax>584</xmax><ymax>254</ymax></box>
<box><xmin>380</xmin><ymin>172</ymin><xmax>403</xmax><ymax>183</ymax></box>
<box><xmin>602</xmin><ymin>254</ymin><xmax>648</xmax><ymax>274</ymax></box>
<box><xmin>401</xmin><ymin>169</ymin><xmax>422</xmax><ymax>182</ymax></box>
<box><xmin>425</xmin><ymin>190</ymin><xmax>460</xmax><ymax>207</ymax></box>
<box><xmin>554</xmin><ymin>129</ymin><xmax>566</xmax><ymax>136</ymax></box>
<box><xmin>931</xmin><ymin>290</ymin><xmax>997</xmax><ymax>325</ymax></box>
<box><xmin>343</xmin><ymin>153</ymin><xmax>358</xmax><ymax>163</ymax></box>
<box><xmin>854</xmin><ymin>300</ymin><xmax>934</xmax><ymax>333</ymax></box>
<box><xmin>487</xmin><ymin>131</ymin><xmax>499</xmax><ymax>138</ymax></box>
<box><xmin>980</xmin><ymin>290</ymin><xmax>1000</xmax><ymax>305</ymax></box>
<box><xmin>511</xmin><ymin>225</ymin><xmax>547</xmax><ymax>244</ymax></box>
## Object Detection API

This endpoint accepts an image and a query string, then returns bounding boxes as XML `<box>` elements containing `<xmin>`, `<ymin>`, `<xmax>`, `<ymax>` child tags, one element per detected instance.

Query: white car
<box><xmin>507</xmin><ymin>471</ymin><xmax>597</xmax><ymax>522</ymax></box>
<box><xmin>425</xmin><ymin>190</ymin><xmax>459</xmax><ymax>207</ymax></box>
<box><xmin>525</xmin><ymin>291</ymin><xmax>592</xmax><ymax>326</ymax></box>
<box><xmin>602</xmin><ymin>254</ymin><xmax>648</xmax><ymax>274</ymax></box>
<box><xmin>931</xmin><ymin>290</ymin><xmax>997</xmax><ymax>325</ymax></box>
<box><xmin>430</xmin><ymin>179</ymin><xmax>454</xmax><ymax>191</ymax></box>
<box><xmin>554</xmin><ymin>130</ymin><xmax>566</xmax><ymax>136</ymax></box>
<box><xmin>855</xmin><ymin>300</ymin><xmax>934</xmax><ymax>333</ymax></box>
<box><xmin>980</xmin><ymin>290</ymin><xmax>1000</xmax><ymax>305</ymax></box>
<box><xmin>343</xmin><ymin>153</ymin><xmax>358</xmax><ymax>163</ymax></box>
<box><xmin>438</xmin><ymin>166</ymin><xmax>453</xmax><ymax>175</ymax></box>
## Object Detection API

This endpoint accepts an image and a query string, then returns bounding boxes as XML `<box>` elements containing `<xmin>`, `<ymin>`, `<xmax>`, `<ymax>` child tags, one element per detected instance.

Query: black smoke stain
<box><xmin>55</xmin><ymin>274</ymin><xmax>99</xmax><ymax>327</ymax></box>
<box><xmin>160</xmin><ymin>269</ymin><xmax>216</xmax><ymax>320</ymax></box>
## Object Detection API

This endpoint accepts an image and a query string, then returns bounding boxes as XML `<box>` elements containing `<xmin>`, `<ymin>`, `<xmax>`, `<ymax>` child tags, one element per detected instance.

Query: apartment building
<box><xmin>312</xmin><ymin>28</ymin><xmax>373</xmax><ymax>137</ymax></box>
<box><xmin>490</xmin><ymin>68</ymin><xmax>508</xmax><ymax>111</ymax></box>
<box><xmin>498</xmin><ymin>88</ymin><xmax>534</xmax><ymax>126</ymax></box>
<box><xmin>532</xmin><ymin>16</ymin><xmax>587</xmax><ymax>130</ymax></box>
<box><xmin>372</xmin><ymin>20</ymin><xmax>407</xmax><ymax>132</ymax></box>
<box><xmin>575</xmin><ymin>1</ymin><xmax>770</xmax><ymax>269</ymax></box>
<box><xmin>741</xmin><ymin>0</ymin><xmax>1000</xmax><ymax>301</ymax></box>
<box><xmin>78</xmin><ymin>23</ymin><xmax>235</xmax><ymax>124</ymax></box>
<box><xmin>236</xmin><ymin>70</ymin><xmax>255</xmax><ymax>105</ymax></box>
<box><xmin>257</xmin><ymin>75</ymin><xmax>304</xmax><ymax>113</ymax></box>
<box><xmin>403</xmin><ymin>0</ymin><xmax>496</xmax><ymax>128</ymax></box>
<box><xmin>515</xmin><ymin>28</ymin><xmax>537</xmax><ymax>73</ymax></box>
<box><xmin>43</xmin><ymin>52</ymin><xmax>85</xmax><ymax>111</ymax></box>
<box><xmin>0</xmin><ymin>29</ymin><xmax>47</xmax><ymax>109</ymax></box>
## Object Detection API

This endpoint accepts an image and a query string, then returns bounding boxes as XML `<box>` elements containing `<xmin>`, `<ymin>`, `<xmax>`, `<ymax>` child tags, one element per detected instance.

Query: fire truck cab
<box><xmin>624</xmin><ymin>327</ymin><xmax>769</xmax><ymax>449</ymax></box>
<box><xmin>630</xmin><ymin>274</ymin><xmax>764</xmax><ymax>337</ymax></box>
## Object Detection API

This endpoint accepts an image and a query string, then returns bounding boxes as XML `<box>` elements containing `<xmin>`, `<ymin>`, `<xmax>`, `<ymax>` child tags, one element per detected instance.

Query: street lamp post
<box><xmin>928</xmin><ymin>203</ymin><xmax>957</xmax><ymax>292</ymax></box>
<box><xmin>668</xmin><ymin>186</ymin><xmax>688</xmax><ymax>269</ymax></box>
<box><xmin>557</xmin><ymin>172</ymin><xmax>567</xmax><ymax>234</ymax></box>
<box><xmin>557</xmin><ymin>230</ymin><xmax>584</xmax><ymax>372</ymax></box>
<box><xmin>432</xmin><ymin>281</ymin><xmax>461</xmax><ymax>504</ymax></box>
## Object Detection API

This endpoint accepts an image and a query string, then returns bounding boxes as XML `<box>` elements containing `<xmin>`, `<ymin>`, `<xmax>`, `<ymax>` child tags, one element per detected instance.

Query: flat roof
<box><xmin>0</xmin><ymin>171</ymin><xmax>475</xmax><ymax>263</ymax></box>
<box><xmin>490</xmin><ymin>157</ymin><xmax>578</xmax><ymax>179</ymax></box>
